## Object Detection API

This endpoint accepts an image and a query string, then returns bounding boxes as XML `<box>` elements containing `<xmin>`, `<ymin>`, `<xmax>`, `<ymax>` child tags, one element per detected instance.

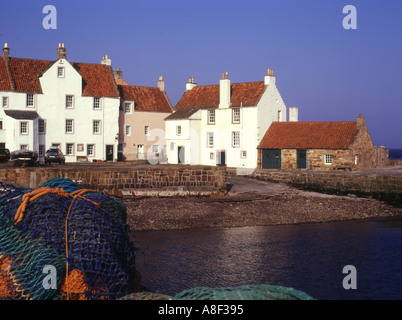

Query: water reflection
<box><xmin>133</xmin><ymin>218</ymin><xmax>402</xmax><ymax>300</ymax></box>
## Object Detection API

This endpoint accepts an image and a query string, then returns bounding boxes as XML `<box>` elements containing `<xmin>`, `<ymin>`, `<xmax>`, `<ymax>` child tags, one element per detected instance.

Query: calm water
<box><xmin>389</xmin><ymin>148</ymin><xmax>402</xmax><ymax>159</ymax></box>
<box><xmin>133</xmin><ymin>217</ymin><xmax>402</xmax><ymax>300</ymax></box>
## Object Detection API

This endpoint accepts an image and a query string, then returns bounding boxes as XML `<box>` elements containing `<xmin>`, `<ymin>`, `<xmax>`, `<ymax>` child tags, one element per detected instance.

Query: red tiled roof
<box><xmin>0</xmin><ymin>56</ymin><xmax>119</xmax><ymax>97</ymax></box>
<box><xmin>118</xmin><ymin>85</ymin><xmax>172</xmax><ymax>113</ymax></box>
<box><xmin>9</xmin><ymin>58</ymin><xmax>51</xmax><ymax>93</ymax></box>
<box><xmin>0</xmin><ymin>58</ymin><xmax>12</xmax><ymax>91</ymax></box>
<box><xmin>71</xmin><ymin>62</ymin><xmax>119</xmax><ymax>98</ymax></box>
<box><xmin>175</xmin><ymin>81</ymin><xmax>266</xmax><ymax>108</ymax></box>
<box><xmin>258</xmin><ymin>121</ymin><xmax>358</xmax><ymax>150</ymax></box>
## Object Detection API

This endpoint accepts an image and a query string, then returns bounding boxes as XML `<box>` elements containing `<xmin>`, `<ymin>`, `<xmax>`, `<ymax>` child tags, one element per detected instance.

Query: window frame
<box><xmin>232</xmin><ymin>108</ymin><xmax>240</xmax><ymax>124</ymax></box>
<box><xmin>232</xmin><ymin>131</ymin><xmax>240</xmax><ymax>148</ymax></box>
<box><xmin>93</xmin><ymin>97</ymin><xmax>101</xmax><ymax>110</ymax></box>
<box><xmin>124</xmin><ymin>101</ymin><xmax>133</xmax><ymax>114</ymax></box>
<box><xmin>125</xmin><ymin>125</ymin><xmax>131</xmax><ymax>136</ymax></box>
<box><xmin>2</xmin><ymin>96</ymin><xmax>9</xmax><ymax>108</ymax></box>
<box><xmin>66</xmin><ymin>143</ymin><xmax>75</xmax><ymax>156</ymax></box>
<box><xmin>26</xmin><ymin>94</ymin><xmax>34</xmax><ymax>108</ymax></box>
<box><xmin>65</xmin><ymin>119</ymin><xmax>74</xmax><ymax>134</ymax></box>
<box><xmin>57</xmin><ymin>67</ymin><xmax>65</xmax><ymax>78</ymax></box>
<box><xmin>20</xmin><ymin>121</ymin><xmax>28</xmax><ymax>135</ymax></box>
<box><xmin>65</xmin><ymin>95</ymin><xmax>74</xmax><ymax>109</ymax></box>
<box><xmin>208</xmin><ymin>109</ymin><xmax>216</xmax><ymax>125</ymax></box>
<box><xmin>93</xmin><ymin>120</ymin><xmax>101</xmax><ymax>135</ymax></box>
<box><xmin>207</xmin><ymin>132</ymin><xmax>214</xmax><ymax>148</ymax></box>
<box><xmin>87</xmin><ymin>144</ymin><xmax>95</xmax><ymax>157</ymax></box>
<box><xmin>38</xmin><ymin>119</ymin><xmax>46</xmax><ymax>134</ymax></box>
<box><xmin>144</xmin><ymin>125</ymin><xmax>150</xmax><ymax>136</ymax></box>
<box><xmin>324</xmin><ymin>154</ymin><xmax>333</xmax><ymax>165</ymax></box>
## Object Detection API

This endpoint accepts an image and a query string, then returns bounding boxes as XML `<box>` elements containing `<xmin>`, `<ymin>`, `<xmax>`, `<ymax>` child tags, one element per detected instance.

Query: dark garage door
<box><xmin>262</xmin><ymin>149</ymin><xmax>281</xmax><ymax>169</ymax></box>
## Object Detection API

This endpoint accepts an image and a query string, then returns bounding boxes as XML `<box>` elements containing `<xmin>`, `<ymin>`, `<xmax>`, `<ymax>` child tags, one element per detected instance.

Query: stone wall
<box><xmin>307</xmin><ymin>149</ymin><xmax>355</xmax><ymax>171</ymax></box>
<box><xmin>249</xmin><ymin>169</ymin><xmax>402</xmax><ymax>203</ymax></box>
<box><xmin>0</xmin><ymin>165</ymin><xmax>227</xmax><ymax>197</ymax></box>
<box><xmin>352</xmin><ymin>118</ymin><xmax>377</xmax><ymax>170</ymax></box>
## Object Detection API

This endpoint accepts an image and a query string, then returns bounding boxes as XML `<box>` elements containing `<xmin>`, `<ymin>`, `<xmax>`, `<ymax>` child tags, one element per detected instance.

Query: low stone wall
<box><xmin>248</xmin><ymin>169</ymin><xmax>402</xmax><ymax>204</ymax></box>
<box><xmin>0</xmin><ymin>165</ymin><xmax>227</xmax><ymax>197</ymax></box>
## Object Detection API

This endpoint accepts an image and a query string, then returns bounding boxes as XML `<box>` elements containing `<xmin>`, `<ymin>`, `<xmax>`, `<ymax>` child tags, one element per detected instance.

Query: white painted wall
<box><xmin>0</xmin><ymin>91</ymin><xmax>38</xmax><ymax>151</ymax></box>
<box><xmin>257</xmin><ymin>75</ymin><xmax>287</xmax><ymax>144</ymax></box>
<box><xmin>0</xmin><ymin>58</ymin><xmax>120</xmax><ymax>161</ymax></box>
<box><xmin>38</xmin><ymin>59</ymin><xmax>120</xmax><ymax>162</ymax></box>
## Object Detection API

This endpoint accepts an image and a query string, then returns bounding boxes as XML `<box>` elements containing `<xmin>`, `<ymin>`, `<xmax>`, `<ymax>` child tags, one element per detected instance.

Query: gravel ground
<box><xmin>124</xmin><ymin>176</ymin><xmax>402</xmax><ymax>231</ymax></box>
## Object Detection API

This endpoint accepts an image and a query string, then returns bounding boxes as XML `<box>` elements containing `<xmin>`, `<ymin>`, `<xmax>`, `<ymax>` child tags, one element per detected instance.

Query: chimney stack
<box><xmin>57</xmin><ymin>43</ymin><xmax>67</xmax><ymax>60</ymax></box>
<box><xmin>2</xmin><ymin>43</ymin><xmax>9</xmax><ymax>61</ymax></box>
<box><xmin>356</xmin><ymin>114</ymin><xmax>365</xmax><ymax>127</ymax></box>
<box><xmin>264</xmin><ymin>68</ymin><xmax>276</xmax><ymax>85</ymax></box>
<box><xmin>186</xmin><ymin>76</ymin><xmax>196</xmax><ymax>91</ymax></box>
<box><xmin>289</xmin><ymin>106</ymin><xmax>299</xmax><ymax>122</ymax></box>
<box><xmin>157</xmin><ymin>75</ymin><xmax>165</xmax><ymax>91</ymax></box>
<box><xmin>101</xmin><ymin>54</ymin><xmax>112</xmax><ymax>66</ymax></box>
<box><xmin>219</xmin><ymin>72</ymin><xmax>231</xmax><ymax>108</ymax></box>
<box><xmin>113</xmin><ymin>68</ymin><xmax>123</xmax><ymax>80</ymax></box>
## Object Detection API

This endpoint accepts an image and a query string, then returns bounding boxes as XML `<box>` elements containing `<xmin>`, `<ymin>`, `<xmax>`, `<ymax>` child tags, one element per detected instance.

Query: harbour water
<box><xmin>134</xmin><ymin>217</ymin><xmax>402</xmax><ymax>300</ymax></box>
<box><xmin>389</xmin><ymin>148</ymin><xmax>402</xmax><ymax>160</ymax></box>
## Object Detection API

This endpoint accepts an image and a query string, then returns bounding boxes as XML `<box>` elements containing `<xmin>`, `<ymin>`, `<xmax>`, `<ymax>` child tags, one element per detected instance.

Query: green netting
<box><xmin>119</xmin><ymin>285</ymin><xmax>315</xmax><ymax>300</ymax></box>
<box><xmin>172</xmin><ymin>285</ymin><xmax>315</xmax><ymax>300</ymax></box>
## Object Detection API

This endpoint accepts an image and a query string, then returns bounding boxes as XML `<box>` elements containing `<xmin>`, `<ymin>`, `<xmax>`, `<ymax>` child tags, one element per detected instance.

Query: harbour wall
<box><xmin>235</xmin><ymin>168</ymin><xmax>402</xmax><ymax>204</ymax></box>
<box><xmin>0</xmin><ymin>165</ymin><xmax>227</xmax><ymax>197</ymax></box>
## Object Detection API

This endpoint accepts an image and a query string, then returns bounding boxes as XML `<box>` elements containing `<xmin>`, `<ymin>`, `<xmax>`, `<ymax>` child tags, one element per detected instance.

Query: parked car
<box><xmin>10</xmin><ymin>149</ymin><xmax>39</xmax><ymax>166</ymax></box>
<box><xmin>44</xmin><ymin>147</ymin><xmax>65</xmax><ymax>164</ymax></box>
<box><xmin>0</xmin><ymin>148</ymin><xmax>10</xmax><ymax>162</ymax></box>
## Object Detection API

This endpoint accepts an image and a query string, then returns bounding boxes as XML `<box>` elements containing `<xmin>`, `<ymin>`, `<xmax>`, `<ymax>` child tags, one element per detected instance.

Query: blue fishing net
<box><xmin>0</xmin><ymin>178</ymin><xmax>136</xmax><ymax>300</ymax></box>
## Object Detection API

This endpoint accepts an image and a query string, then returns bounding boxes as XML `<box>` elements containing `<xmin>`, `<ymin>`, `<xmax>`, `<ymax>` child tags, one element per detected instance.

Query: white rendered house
<box><xmin>165</xmin><ymin>69</ymin><xmax>294</xmax><ymax>168</ymax></box>
<box><xmin>0</xmin><ymin>43</ymin><xmax>120</xmax><ymax>162</ymax></box>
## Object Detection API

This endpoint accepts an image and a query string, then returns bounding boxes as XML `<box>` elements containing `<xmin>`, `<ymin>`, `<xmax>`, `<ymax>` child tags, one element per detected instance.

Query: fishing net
<box><xmin>172</xmin><ymin>285</ymin><xmax>315</xmax><ymax>300</ymax></box>
<box><xmin>119</xmin><ymin>284</ymin><xmax>314</xmax><ymax>300</ymax></box>
<box><xmin>0</xmin><ymin>178</ymin><xmax>136</xmax><ymax>300</ymax></box>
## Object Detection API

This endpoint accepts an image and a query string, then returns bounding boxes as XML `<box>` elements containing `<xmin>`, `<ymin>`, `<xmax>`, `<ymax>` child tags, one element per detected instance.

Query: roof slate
<box><xmin>119</xmin><ymin>85</ymin><xmax>172</xmax><ymax>113</ymax></box>
<box><xmin>4</xmin><ymin>110</ymin><xmax>40</xmax><ymax>120</ymax></box>
<box><xmin>258</xmin><ymin>121</ymin><xmax>358</xmax><ymax>150</ymax></box>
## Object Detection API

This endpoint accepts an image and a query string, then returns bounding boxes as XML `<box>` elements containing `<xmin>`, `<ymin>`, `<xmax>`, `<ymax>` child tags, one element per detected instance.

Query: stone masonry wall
<box><xmin>249</xmin><ymin>169</ymin><xmax>402</xmax><ymax>203</ymax></box>
<box><xmin>0</xmin><ymin>165</ymin><xmax>227</xmax><ymax>197</ymax></box>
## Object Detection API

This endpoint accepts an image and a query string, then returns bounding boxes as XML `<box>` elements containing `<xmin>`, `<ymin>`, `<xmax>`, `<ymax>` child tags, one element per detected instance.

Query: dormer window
<box><xmin>57</xmin><ymin>67</ymin><xmax>65</xmax><ymax>78</ymax></box>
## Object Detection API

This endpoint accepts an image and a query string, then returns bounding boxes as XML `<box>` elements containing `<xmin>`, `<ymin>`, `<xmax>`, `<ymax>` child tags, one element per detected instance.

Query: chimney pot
<box><xmin>158</xmin><ymin>75</ymin><xmax>165</xmax><ymax>91</ymax></box>
<box><xmin>57</xmin><ymin>43</ymin><xmax>67</xmax><ymax>60</ymax></box>
<box><xmin>186</xmin><ymin>76</ymin><xmax>196</xmax><ymax>91</ymax></box>
<box><xmin>219</xmin><ymin>72</ymin><xmax>231</xmax><ymax>108</ymax></box>
<box><xmin>3</xmin><ymin>43</ymin><xmax>10</xmax><ymax>61</ymax></box>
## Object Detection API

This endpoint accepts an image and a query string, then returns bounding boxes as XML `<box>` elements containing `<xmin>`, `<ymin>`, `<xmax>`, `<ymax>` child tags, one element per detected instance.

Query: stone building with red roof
<box><xmin>257</xmin><ymin>114</ymin><xmax>377</xmax><ymax>170</ymax></box>
<box><xmin>0</xmin><ymin>43</ymin><xmax>121</xmax><ymax>162</ymax></box>
<box><xmin>165</xmin><ymin>69</ymin><xmax>288</xmax><ymax>168</ymax></box>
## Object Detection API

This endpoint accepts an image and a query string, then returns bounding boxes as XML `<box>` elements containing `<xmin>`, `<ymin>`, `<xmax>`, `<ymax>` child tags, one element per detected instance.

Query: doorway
<box><xmin>178</xmin><ymin>146</ymin><xmax>185</xmax><ymax>164</ymax></box>
<box><xmin>137</xmin><ymin>144</ymin><xmax>145</xmax><ymax>160</ymax></box>
<box><xmin>261</xmin><ymin>149</ymin><xmax>281</xmax><ymax>169</ymax></box>
<box><xmin>297</xmin><ymin>150</ymin><xmax>307</xmax><ymax>169</ymax></box>
<box><xmin>106</xmin><ymin>145</ymin><xmax>114</xmax><ymax>161</ymax></box>
<box><xmin>217</xmin><ymin>150</ymin><xmax>226</xmax><ymax>166</ymax></box>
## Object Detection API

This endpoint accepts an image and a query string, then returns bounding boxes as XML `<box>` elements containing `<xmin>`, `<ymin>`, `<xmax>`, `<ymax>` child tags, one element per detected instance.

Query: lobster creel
<box><xmin>0</xmin><ymin>178</ymin><xmax>137</xmax><ymax>300</ymax></box>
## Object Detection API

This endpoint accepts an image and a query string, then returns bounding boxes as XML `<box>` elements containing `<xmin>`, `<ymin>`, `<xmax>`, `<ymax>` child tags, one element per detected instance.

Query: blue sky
<box><xmin>1</xmin><ymin>0</ymin><xmax>401</xmax><ymax>148</ymax></box>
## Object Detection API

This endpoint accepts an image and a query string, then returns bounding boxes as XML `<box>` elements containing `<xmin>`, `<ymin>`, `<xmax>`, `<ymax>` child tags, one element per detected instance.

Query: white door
<box><xmin>137</xmin><ymin>144</ymin><xmax>145</xmax><ymax>160</ymax></box>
